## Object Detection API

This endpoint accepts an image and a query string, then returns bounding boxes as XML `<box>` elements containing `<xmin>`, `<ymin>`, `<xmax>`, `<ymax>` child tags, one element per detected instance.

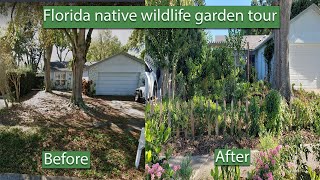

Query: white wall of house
<box><xmin>83</xmin><ymin>70</ymin><xmax>89</xmax><ymax>81</ymax></box>
<box><xmin>255</xmin><ymin>4</ymin><xmax>320</xmax><ymax>89</ymax></box>
<box><xmin>89</xmin><ymin>54</ymin><xmax>145</xmax><ymax>95</ymax></box>
<box><xmin>288</xmin><ymin>4</ymin><xmax>320</xmax><ymax>89</ymax></box>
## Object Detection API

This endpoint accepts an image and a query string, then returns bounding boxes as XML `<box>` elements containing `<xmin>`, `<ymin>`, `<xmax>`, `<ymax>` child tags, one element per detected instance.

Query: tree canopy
<box><xmin>87</xmin><ymin>30</ymin><xmax>122</xmax><ymax>61</ymax></box>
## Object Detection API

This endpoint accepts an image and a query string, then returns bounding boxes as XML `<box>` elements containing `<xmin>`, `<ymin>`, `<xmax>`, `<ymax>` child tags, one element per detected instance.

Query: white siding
<box><xmin>289</xmin><ymin>44</ymin><xmax>320</xmax><ymax>89</ymax></box>
<box><xmin>89</xmin><ymin>54</ymin><xmax>144</xmax><ymax>95</ymax></box>
<box><xmin>289</xmin><ymin>7</ymin><xmax>320</xmax><ymax>43</ymax></box>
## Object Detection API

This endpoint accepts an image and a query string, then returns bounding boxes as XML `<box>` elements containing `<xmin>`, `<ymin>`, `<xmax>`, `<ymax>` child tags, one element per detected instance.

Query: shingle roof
<box><xmin>50</xmin><ymin>61</ymin><xmax>70</xmax><ymax>71</ymax></box>
<box><xmin>209</xmin><ymin>35</ymin><xmax>270</xmax><ymax>50</ymax></box>
<box><xmin>50</xmin><ymin>52</ymin><xmax>144</xmax><ymax>71</ymax></box>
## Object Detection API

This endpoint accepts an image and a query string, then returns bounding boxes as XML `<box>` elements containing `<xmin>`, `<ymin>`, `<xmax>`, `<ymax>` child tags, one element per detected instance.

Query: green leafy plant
<box><xmin>177</xmin><ymin>156</ymin><xmax>193</xmax><ymax>180</ymax></box>
<box><xmin>211</xmin><ymin>166</ymin><xmax>240</xmax><ymax>180</ymax></box>
<box><xmin>258</xmin><ymin>132</ymin><xmax>279</xmax><ymax>151</ymax></box>
<box><xmin>264</xmin><ymin>90</ymin><xmax>283</xmax><ymax>134</ymax></box>
<box><xmin>308</xmin><ymin>167</ymin><xmax>320</xmax><ymax>180</ymax></box>
<box><xmin>145</xmin><ymin>102</ymin><xmax>171</xmax><ymax>164</ymax></box>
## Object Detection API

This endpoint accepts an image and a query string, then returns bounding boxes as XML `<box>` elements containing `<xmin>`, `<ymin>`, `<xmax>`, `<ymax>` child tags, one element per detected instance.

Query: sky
<box><xmin>56</xmin><ymin>29</ymin><xmax>133</xmax><ymax>61</ymax></box>
<box><xmin>0</xmin><ymin>1</ymin><xmax>253</xmax><ymax>61</ymax></box>
<box><xmin>205</xmin><ymin>0</ymin><xmax>252</xmax><ymax>41</ymax></box>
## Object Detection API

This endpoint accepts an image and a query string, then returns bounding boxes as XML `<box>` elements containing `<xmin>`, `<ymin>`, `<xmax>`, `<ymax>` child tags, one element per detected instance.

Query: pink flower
<box><xmin>254</xmin><ymin>175</ymin><xmax>263</xmax><ymax>180</ymax></box>
<box><xmin>147</xmin><ymin>163</ymin><xmax>165</xmax><ymax>179</ymax></box>
<box><xmin>265</xmin><ymin>164</ymin><xmax>269</xmax><ymax>170</ymax></box>
<box><xmin>173</xmin><ymin>165</ymin><xmax>181</xmax><ymax>172</ymax></box>
<box><xmin>266</xmin><ymin>172</ymin><xmax>273</xmax><ymax>180</ymax></box>
<box><xmin>276</xmin><ymin>145</ymin><xmax>282</xmax><ymax>152</ymax></box>
<box><xmin>271</xmin><ymin>159</ymin><xmax>276</xmax><ymax>165</ymax></box>
<box><xmin>287</xmin><ymin>162</ymin><xmax>294</xmax><ymax>169</ymax></box>
<box><xmin>145</xmin><ymin>164</ymin><xmax>151</xmax><ymax>171</ymax></box>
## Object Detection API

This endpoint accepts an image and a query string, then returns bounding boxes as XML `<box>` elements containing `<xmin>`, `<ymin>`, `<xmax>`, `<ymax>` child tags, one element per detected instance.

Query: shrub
<box><xmin>82</xmin><ymin>79</ymin><xmax>95</xmax><ymax>97</ymax></box>
<box><xmin>249</xmin><ymin>96</ymin><xmax>262</xmax><ymax>137</ymax></box>
<box><xmin>264</xmin><ymin>90</ymin><xmax>283</xmax><ymax>134</ymax></box>
<box><xmin>291</xmin><ymin>98</ymin><xmax>313</xmax><ymax>129</ymax></box>
<box><xmin>7</xmin><ymin>68</ymin><xmax>36</xmax><ymax>101</ymax></box>
<box><xmin>177</xmin><ymin>156</ymin><xmax>193</xmax><ymax>180</ymax></box>
<box><xmin>258</xmin><ymin>132</ymin><xmax>279</xmax><ymax>151</ymax></box>
<box><xmin>252</xmin><ymin>145</ymin><xmax>296</xmax><ymax>180</ymax></box>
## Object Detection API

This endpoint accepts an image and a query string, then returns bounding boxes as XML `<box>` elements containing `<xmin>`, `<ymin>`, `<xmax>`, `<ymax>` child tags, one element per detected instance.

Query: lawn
<box><xmin>0</xmin><ymin>91</ymin><xmax>145</xmax><ymax>179</ymax></box>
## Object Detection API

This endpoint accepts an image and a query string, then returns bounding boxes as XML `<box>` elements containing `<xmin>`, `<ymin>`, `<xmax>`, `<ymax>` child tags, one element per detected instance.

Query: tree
<box><xmin>291</xmin><ymin>0</ymin><xmax>320</xmax><ymax>19</ymax></box>
<box><xmin>273</xmin><ymin>0</ymin><xmax>292</xmax><ymax>101</ymax></box>
<box><xmin>126</xmin><ymin>29</ymin><xmax>145</xmax><ymax>58</ymax></box>
<box><xmin>145</xmin><ymin>0</ymin><xmax>204</xmax><ymax>99</ymax></box>
<box><xmin>53</xmin><ymin>30</ymin><xmax>70</xmax><ymax>62</ymax></box>
<box><xmin>87</xmin><ymin>30</ymin><xmax>122</xmax><ymax>61</ymax></box>
<box><xmin>242</xmin><ymin>0</ymin><xmax>274</xmax><ymax>35</ymax></box>
<box><xmin>0</xmin><ymin>35</ymin><xmax>13</xmax><ymax>108</ymax></box>
<box><xmin>64</xmin><ymin>29</ymin><xmax>93</xmax><ymax>106</ymax></box>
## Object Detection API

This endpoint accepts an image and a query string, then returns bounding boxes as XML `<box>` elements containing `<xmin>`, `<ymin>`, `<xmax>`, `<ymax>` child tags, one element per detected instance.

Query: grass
<box><xmin>0</xmin><ymin>127</ymin><xmax>144</xmax><ymax>179</ymax></box>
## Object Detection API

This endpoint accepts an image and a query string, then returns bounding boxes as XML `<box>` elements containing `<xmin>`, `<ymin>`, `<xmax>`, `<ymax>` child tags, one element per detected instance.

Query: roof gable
<box><xmin>88</xmin><ymin>52</ymin><xmax>144</xmax><ymax>68</ymax></box>
<box><xmin>290</xmin><ymin>4</ymin><xmax>320</xmax><ymax>24</ymax></box>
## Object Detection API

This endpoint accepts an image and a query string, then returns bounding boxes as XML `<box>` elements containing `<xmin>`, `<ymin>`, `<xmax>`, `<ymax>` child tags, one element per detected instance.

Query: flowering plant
<box><xmin>145</xmin><ymin>162</ymin><xmax>181</xmax><ymax>180</ymax></box>
<box><xmin>253</xmin><ymin>145</ymin><xmax>295</xmax><ymax>180</ymax></box>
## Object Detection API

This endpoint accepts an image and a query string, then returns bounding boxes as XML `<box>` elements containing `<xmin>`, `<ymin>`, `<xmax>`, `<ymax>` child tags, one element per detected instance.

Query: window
<box><xmin>55</xmin><ymin>72</ymin><xmax>67</xmax><ymax>86</ymax></box>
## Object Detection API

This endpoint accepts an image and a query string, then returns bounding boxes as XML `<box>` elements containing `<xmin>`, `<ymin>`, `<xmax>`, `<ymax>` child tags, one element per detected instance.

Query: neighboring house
<box><xmin>209</xmin><ymin>35</ymin><xmax>270</xmax><ymax>67</ymax></box>
<box><xmin>254</xmin><ymin>4</ymin><xmax>320</xmax><ymax>89</ymax></box>
<box><xmin>50</xmin><ymin>52</ymin><xmax>145</xmax><ymax>95</ymax></box>
<box><xmin>50</xmin><ymin>61</ymin><xmax>73</xmax><ymax>90</ymax></box>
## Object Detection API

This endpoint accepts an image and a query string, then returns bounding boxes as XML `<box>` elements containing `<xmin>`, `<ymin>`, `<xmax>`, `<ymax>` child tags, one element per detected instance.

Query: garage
<box><xmin>87</xmin><ymin>52</ymin><xmax>145</xmax><ymax>96</ymax></box>
<box><xmin>96</xmin><ymin>72</ymin><xmax>140</xmax><ymax>95</ymax></box>
<box><xmin>289</xmin><ymin>44</ymin><xmax>320</xmax><ymax>89</ymax></box>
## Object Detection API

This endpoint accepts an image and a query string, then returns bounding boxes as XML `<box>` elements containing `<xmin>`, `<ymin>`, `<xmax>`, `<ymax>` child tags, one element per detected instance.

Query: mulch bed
<box><xmin>166</xmin><ymin>130</ymin><xmax>319</xmax><ymax>156</ymax></box>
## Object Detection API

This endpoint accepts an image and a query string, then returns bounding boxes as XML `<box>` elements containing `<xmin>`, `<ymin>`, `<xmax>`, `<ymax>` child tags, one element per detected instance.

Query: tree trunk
<box><xmin>272</xmin><ymin>29</ymin><xmax>280</xmax><ymax>89</ymax></box>
<box><xmin>44</xmin><ymin>44</ymin><xmax>53</xmax><ymax>93</ymax></box>
<box><xmin>272</xmin><ymin>0</ymin><xmax>292</xmax><ymax>102</ymax></box>
<box><xmin>70</xmin><ymin>29</ymin><xmax>88</xmax><ymax>107</ymax></box>
<box><xmin>279</xmin><ymin>0</ymin><xmax>293</xmax><ymax>101</ymax></box>
<box><xmin>71</xmin><ymin>52</ymin><xmax>86</xmax><ymax>106</ymax></box>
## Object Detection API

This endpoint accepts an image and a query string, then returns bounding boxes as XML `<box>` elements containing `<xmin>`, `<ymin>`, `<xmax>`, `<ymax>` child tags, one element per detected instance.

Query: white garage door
<box><xmin>96</xmin><ymin>72</ymin><xmax>140</xmax><ymax>95</ymax></box>
<box><xmin>289</xmin><ymin>44</ymin><xmax>320</xmax><ymax>89</ymax></box>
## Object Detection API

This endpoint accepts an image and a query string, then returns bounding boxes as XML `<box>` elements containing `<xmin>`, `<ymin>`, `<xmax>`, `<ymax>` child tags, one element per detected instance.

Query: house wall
<box><xmin>50</xmin><ymin>71</ymin><xmax>72</xmax><ymax>90</ymax></box>
<box><xmin>289</xmin><ymin>7</ymin><xmax>320</xmax><ymax>44</ymax></box>
<box><xmin>88</xmin><ymin>54</ymin><xmax>145</xmax><ymax>87</ymax></box>
<box><xmin>254</xmin><ymin>45</ymin><xmax>268</xmax><ymax>80</ymax></box>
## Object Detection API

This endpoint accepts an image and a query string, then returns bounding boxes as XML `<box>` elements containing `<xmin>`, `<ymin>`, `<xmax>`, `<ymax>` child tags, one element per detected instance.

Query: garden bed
<box><xmin>166</xmin><ymin>130</ymin><xmax>319</xmax><ymax>156</ymax></box>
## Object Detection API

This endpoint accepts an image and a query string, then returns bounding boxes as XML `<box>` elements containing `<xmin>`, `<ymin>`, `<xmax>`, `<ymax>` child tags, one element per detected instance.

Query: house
<box><xmin>254</xmin><ymin>4</ymin><xmax>320</xmax><ymax>89</ymax></box>
<box><xmin>50</xmin><ymin>52</ymin><xmax>145</xmax><ymax>95</ymax></box>
<box><xmin>208</xmin><ymin>35</ymin><xmax>270</xmax><ymax>67</ymax></box>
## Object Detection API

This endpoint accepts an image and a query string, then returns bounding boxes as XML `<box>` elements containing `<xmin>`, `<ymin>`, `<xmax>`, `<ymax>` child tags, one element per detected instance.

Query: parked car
<box><xmin>135</xmin><ymin>56</ymin><xmax>159</xmax><ymax>103</ymax></box>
